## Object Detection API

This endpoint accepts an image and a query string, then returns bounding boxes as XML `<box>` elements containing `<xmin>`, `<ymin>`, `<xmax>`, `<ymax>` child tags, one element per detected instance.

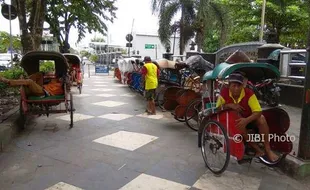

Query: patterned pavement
<box><xmin>0</xmin><ymin>73</ymin><xmax>309</xmax><ymax>190</ymax></box>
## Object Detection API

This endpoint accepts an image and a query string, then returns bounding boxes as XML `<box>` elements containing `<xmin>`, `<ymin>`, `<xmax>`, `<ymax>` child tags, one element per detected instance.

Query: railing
<box><xmin>279</xmin><ymin>49</ymin><xmax>307</xmax><ymax>81</ymax></box>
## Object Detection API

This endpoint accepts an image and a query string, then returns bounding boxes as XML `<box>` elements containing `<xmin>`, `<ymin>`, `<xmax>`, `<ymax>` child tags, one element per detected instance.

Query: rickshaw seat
<box><xmin>27</xmin><ymin>95</ymin><xmax>65</xmax><ymax>101</ymax></box>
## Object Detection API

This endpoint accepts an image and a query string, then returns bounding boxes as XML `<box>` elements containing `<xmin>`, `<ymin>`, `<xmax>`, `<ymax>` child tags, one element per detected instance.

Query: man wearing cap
<box><xmin>141</xmin><ymin>56</ymin><xmax>160</xmax><ymax>115</ymax></box>
<box><xmin>216</xmin><ymin>72</ymin><xmax>279</xmax><ymax>162</ymax></box>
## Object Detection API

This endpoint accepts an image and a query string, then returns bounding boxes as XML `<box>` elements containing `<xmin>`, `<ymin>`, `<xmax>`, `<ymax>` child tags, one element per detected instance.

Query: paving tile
<box><xmin>65</xmin><ymin>162</ymin><xmax>140</xmax><ymax>190</ymax></box>
<box><xmin>93</xmin><ymin>81</ymin><xmax>108</xmax><ymax>83</ymax></box>
<box><xmin>94</xmin><ymin>84</ymin><xmax>108</xmax><ymax>87</ymax></box>
<box><xmin>119</xmin><ymin>173</ymin><xmax>191</xmax><ymax>190</ymax></box>
<box><xmin>95</xmin><ymin>94</ymin><xmax>117</xmax><ymax>97</ymax></box>
<box><xmin>120</xmin><ymin>93</ymin><xmax>136</xmax><ymax>97</ymax></box>
<box><xmin>73</xmin><ymin>94</ymin><xmax>91</xmax><ymax>97</ymax></box>
<box><xmin>136</xmin><ymin>113</ymin><xmax>164</xmax><ymax>120</ymax></box>
<box><xmin>92</xmin><ymin>100</ymin><xmax>127</xmax><ymax>107</ymax></box>
<box><xmin>93</xmin><ymin>131</ymin><xmax>158</xmax><ymax>151</ymax></box>
<box><xmin>45</xmin><ymin>182</ymin><xmax>83</xmax><ymax>190</ymax></box>
<box><xmin>145</xmin><ymin>157</ymin><xmax>205</xmax><ymax>186</ymax></box>
<box><xmin>98</xmin><ymin>113</ymin><xmax>134</xmax><ymax>121</ymax></box>
<box><xmin>192</xmin><ymin>170</ymin><xmax>262</xmax><ymax>190</ymax></box>
<box><xmin>55</xmin><ymin>113</ymin><xmax>94</xmax><ymax>122</ymax></box>
<box><xmin>90</xmin><ymin>88</ymin><xmax>113</xmax><ymax>92</ymax></box>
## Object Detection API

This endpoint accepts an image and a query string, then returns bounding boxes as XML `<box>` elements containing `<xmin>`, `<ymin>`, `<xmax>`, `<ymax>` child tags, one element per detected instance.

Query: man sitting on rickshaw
<box><xmin>216</xmin><ymin>72</ymin><xmax>279</xmax><ymax>162</ymax></box>
<box><xmin>0</xmin><ymin>72</ymin><xmax>64</xmax><ymax>97</ymax></box>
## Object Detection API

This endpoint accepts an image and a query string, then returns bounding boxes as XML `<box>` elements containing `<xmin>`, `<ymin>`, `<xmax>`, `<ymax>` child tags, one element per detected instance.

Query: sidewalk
<box><xmin>0</xmin><ymin>72</ymin><xmax>309</xmax><ymax>189</ymax></box>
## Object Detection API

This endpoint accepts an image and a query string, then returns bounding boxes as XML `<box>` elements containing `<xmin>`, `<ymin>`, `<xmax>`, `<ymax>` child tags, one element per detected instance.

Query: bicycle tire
<box><xmin>201</xmin><ymin>120</ymin><xmax>230</xmax><ymax>175</ymax></box>
<box><xmin>185</xmin><ymin>98</ymin><xmax>202</xmax><ymax>131</ymax></box>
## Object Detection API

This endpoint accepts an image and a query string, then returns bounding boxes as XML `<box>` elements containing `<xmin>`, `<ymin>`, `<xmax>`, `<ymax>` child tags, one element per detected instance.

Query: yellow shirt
<box><xmin>143</xmin><ymin>62</ymin><xmax>158</xmax><ymax>90</ymax></box>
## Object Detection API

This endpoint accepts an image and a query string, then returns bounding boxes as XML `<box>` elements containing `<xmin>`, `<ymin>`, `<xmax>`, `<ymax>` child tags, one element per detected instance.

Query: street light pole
<box><xmin>259</xmin><ymin>0</ymin><xmax>266</xmax><ymax>42</ymax></box>
<box><xmin>8</xmin><ymin>0</ymin><xmax>13</xmax><ymax>64</ymax></box>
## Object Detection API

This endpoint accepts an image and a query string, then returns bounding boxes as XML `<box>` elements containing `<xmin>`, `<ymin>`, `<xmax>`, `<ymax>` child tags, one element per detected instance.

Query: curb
<box><xmin>0</xmin><ymin>106</ymin><xmax>20</xmax><ymax>152</ymax></box>
<box><xmin>280</xmin><ymin>154</ymin><xmax>310</xmax><ymax>179</ymax></box>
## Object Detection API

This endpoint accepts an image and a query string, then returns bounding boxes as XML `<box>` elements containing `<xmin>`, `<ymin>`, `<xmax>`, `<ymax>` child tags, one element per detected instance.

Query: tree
<box><xmin>89</xmin><ymin>54</ymin><xmax>99</xmax><ymax>63</ymax></box>
<box><xmin>152</xmin><ymin>0</ymin><xmax>195</xmax><ymax>55</ymax></box>
<box><xmin>224</xmin><ymin>0</ymin><xmax>308</xmax><ymax>47</ymax></box>
<box><xmin>194</xmin><ymin>0</ymin><xmax>229</xmax><ymax>52</ymax></box>
<box><xmin>80</xmin><ymin>50</ymin><xmax>91</xmax><ymax>58</ymax></box>
<box><xmin>91</xmin><ymin>37</ymin><xmax>105</xmax><ymax>42</ymax></box>
<box><xmin>45</xmin><ymin>0</ymin><xmax>117</xmax><ymax>53</ymax></box>
<box><xmin>13</xmin><ymin>0</ymin><xmax>46</xmax><ymax>53</ymax></box>
<box><xmin>0</xmin><ymin>31</ymin><xmax>22</xmax><ymax>53</ymax></box>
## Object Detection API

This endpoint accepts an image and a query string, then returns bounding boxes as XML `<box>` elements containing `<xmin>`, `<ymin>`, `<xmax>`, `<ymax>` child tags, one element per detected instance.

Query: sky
<box><xmin>0</xmin><ymin>0</ymin><xmax>162</xmax><ymax>49</ymax></box>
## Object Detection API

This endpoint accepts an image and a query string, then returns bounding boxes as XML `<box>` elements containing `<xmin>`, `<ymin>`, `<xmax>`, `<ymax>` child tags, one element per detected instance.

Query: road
<box><xmin>0</xmin><ymin>71</ymin><xmax>309</xmax><ymax>190</ymax></box>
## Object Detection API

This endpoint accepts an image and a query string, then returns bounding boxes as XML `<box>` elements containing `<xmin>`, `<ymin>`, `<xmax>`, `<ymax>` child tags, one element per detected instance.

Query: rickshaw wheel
<box><xmin>69</xmin><ymin>93</ymin><xmax>74</xmax><ymax>128</ymax></box>
<box><xmin>78</xmin><ymin>84</ymin><xmax>82</xmax><ymax>94</ymax></box>
<box><xmin>185</xmin><ymin>98</ymin><xmax>202</xmax><ymax>131</ymax></box>
<box><xmin>156</xmin><ymin>88</ymin><xmax>167</xmax><ymax>111</ymax></box>
<box><xmin>18</xmin><ymin>99</ymin><xmax>26</xmax><ymax>130</ymax></box>
<box><xmin>201</xmin><ymin>120</ymin><xmax>230</xmax><ymax>175</ymax></box>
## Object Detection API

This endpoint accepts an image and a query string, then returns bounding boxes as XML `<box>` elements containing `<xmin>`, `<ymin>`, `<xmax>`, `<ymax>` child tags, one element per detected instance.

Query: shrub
<box><xmin>40</xmin><ymin>61</ymin><xmax>55</xmax><ymax>73</ymax></box>
<box><xmin>0</xmin><ymin>65</ymin><xmax>25</xmax><ymax>94</ymax></box>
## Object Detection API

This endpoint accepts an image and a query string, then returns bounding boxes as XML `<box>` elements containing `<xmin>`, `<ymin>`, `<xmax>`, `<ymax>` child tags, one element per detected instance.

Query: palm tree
<box><xmin>193</xmin><ymin>0</ymin><xmax>229</xmax><ymax>52</ymax></box>
<box><xmin>152</xmin><ymin>0</ymin><xmax>195</xmax><ymax>55</ymax></box>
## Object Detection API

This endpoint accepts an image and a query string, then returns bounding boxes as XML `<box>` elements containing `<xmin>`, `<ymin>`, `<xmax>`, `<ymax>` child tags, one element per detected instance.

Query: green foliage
<box><xmin>80</xmin><ymin>50</ymin><xmax>91</xmax><ymax>58</ymax></box>
<box><xmin>223</xmin><ymin>0</ymin><xmax>309</xmax><ymax>47</ymax></box>
<box><xmin>45</xmin><ymin>0</ymin><xmax>117</xmax><ymax>51</ymax></box>
<box><xmin>0</xmin><ymin>66</ymin><xmax>25</xmax><ymax>91</ymax></box>
<box><xmin>91</xmin><ymin>37</ymin><xmax>105</xmax><ymax>42</ymax></box>
<box><xmin>152</xmin><ymin>0</ymin><xmax>196</xmax><ymax>54</ymax></box>
<box><xmin>0</xmin><ymin>31</ymin><xmax>22</xmax><ymax>53</ymax></box>
<box><xmin>89</xmin><ymin>54</ymin><xmax>99</xmax><ymax>63</ymax></box>
<box><xmin>39</xmin><ymin>61</ymin><xmax>55</xmax><ymax>73</ymax></box>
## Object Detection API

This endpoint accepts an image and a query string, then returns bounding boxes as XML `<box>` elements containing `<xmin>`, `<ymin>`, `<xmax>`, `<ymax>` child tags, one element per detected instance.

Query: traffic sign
<box><xmin>126</xmin><ymin>34</ymin><xmax>133</xmax><ymax>42</ymax></box>
<box><xmin>1</xmin><ymin>4</ymin><xmax>17</xmax><ymax>20</ymax></box>
<box><xmin>145</xmin><ymin>44</ymin><xmax>155</xmax><ymax>49</ymax></box>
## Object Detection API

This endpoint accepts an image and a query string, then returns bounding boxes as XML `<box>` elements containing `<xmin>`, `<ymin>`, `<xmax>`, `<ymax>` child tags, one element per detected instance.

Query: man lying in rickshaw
<box><xmin>216</xmin><ymin>72</ymin><xmax>279</xmax><ymax>162</ymax></box>
<box><xmin>0</xmin><ymin>72</ymin><xmax>64</xmax><ymax>97</ymax></box>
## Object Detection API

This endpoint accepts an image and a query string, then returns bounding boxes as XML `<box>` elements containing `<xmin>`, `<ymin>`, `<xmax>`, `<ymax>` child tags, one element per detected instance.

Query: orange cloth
<box><xmin>43</xmin><ymin>79</ymin><xmax>64</xmax><ymax>96</ymax></box>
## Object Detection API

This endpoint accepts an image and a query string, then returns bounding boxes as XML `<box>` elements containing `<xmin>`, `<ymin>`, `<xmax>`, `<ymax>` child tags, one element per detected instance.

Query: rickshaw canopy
<box><xmin>20</xmin><ymin>51</ymin><xmax>69</xmax><ymax>77</ymax></box>
<box><xmin>156</xmin><ymin>59</ymin><xmax>176</xmax><ymax>69</ymax></box>
<box><xmin>63</xmin><ymin>53</ymin><xmax>82</xmax><ymax>65</ymax></box>
<box><xmin>185</xmin><ymin>55</ymin><xmax>214</xmax><ymax>72</ymax></box>
<box><xmin>202</xmin><ymin>62</ymin><xmax>280</xmax><ymax>83</ymax></box>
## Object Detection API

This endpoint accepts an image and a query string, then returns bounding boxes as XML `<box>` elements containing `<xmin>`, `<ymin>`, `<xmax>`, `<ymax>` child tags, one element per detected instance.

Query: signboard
<box><xmin>95</xmin><ymin>65</ymin><xmax>109</xmax><ymax>74</ymax></box>
<box><xmin>145</xmin><ymin>44</ymin><xmax>155</xmax><ymax>49</ymax></box>
<box><xmin>1</xmin><ymin>4</ymin><xmax>17</xmax><ymax>20</ymax></box>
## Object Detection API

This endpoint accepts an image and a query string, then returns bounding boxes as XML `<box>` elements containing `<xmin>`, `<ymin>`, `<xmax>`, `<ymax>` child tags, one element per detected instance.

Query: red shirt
<box><xmin>218</xmin><ymin>87</ymin><xmax>261</xmax><ymax>118</ymax></box>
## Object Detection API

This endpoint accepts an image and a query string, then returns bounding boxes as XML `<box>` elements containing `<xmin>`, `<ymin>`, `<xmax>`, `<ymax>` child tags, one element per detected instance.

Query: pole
<box><xmin>8</xmin><ymin>2</ymin><xmax>13</xmax><ymax>65</ymax></box>
<box><xmin>155</xmin><ymin>44</ymin><xmax>157</xmax><ymax>59</ymax></box>
<box><xmin>297</xmin><ymin>45</ymin><xmax>310</xmax><ymax>159</ymax></box>
<box><xmin>172</xmin><ymin>31</ymin><xmax>176</xmax><ymax>55</ymax></box>
<box><xmin>259</xmin><ymin>0</ymin><xmax>266</xmax><ymax>42</ymax></box>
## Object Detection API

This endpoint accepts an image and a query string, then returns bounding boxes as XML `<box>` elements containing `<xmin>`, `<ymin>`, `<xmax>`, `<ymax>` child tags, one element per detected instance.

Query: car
<box><xmin>0</xmin><ymin>53</ymin><xmax>11</xmax><ymax>70</ymax></box>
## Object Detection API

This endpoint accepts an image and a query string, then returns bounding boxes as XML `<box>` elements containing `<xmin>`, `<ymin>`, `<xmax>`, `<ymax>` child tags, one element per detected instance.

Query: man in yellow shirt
<box><xmin>141</xmin><ymin>56</ymin><xmax>159</xmax><ymax>115</ymax></box>
<box><xmin>216</xmin><ymin>73</ymin><xmax>279</xmax><ymax>162</ymax></box>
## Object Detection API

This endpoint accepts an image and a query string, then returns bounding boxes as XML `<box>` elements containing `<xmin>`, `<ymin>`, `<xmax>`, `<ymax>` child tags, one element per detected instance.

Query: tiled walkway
<box><xmin>0</xmin><ymin>74</ymin><xmax>309</xmax><ymax>190</ymax></box>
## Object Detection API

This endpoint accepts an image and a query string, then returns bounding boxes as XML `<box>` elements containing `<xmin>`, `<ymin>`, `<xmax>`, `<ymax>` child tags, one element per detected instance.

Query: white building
<box><xmin>131</xmin><ymin>33</ymin><xmax>191</xmax><ymax>60</ymax></box>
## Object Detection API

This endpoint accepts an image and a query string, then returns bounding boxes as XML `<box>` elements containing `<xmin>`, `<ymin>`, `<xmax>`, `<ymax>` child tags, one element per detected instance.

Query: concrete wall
<box><xmin>131</xmin><ymin>34</ymin><xmax>190</xmax><ymax>60</ymax></box>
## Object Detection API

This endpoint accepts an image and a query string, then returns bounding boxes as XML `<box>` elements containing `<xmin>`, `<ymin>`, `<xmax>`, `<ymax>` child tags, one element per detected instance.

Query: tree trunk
<box><xmin>14</xmin><ymin>0</ymin><xmax>46</xmax><ymax>54</ymax></box>
<box><xmin>179</xmin><ymin>10</ymin><xmax>185</xmax><ymax>56</ymax></box>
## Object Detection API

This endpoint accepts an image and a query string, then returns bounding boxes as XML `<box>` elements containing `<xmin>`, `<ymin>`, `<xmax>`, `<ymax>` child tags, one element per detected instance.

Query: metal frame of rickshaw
<box><xmin>19</xmin><ymin>51</ymin><xmax>74</xmax><ymax>129</ymax></box>
<box><xmin>192</xmin><ymin>62</ymin><xmax>293</xmax><ymax>175</ymax></box>
<box><xmin>155</xmin><ymin>61</ymin><xmax>202</xmax><ymax>111</ymax></box>
<box><xmin>63</xmin><ymin>53</ymin><xmax>83</xmax><ymax>94</ymax></box>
